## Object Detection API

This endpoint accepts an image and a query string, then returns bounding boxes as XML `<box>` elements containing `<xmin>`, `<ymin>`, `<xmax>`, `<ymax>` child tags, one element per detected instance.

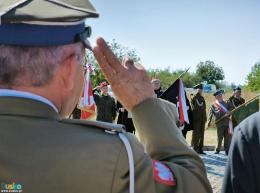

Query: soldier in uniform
<box><xmin>93</xmin><ymin>81</ymin><xmax>117</xmax><ymax>123</ymax></box>
<box><xmin>0</xmin><ymin>1</ymin><xmax>212</xmax><ymax>193</ymax></box>
<box><xmin>191</xmin><ymin>84</ymin><xmax>207</xmax><ymax>154</ymax></box>
<box><xmin>207</xmin><ymin>90</ymin><xmax>233</xmax><ymax>155</ymax></box>
<box><xmin>228</xmin><ymin>86</ymin><xmax>245</xmax><ymax>108</ymax></box>
<box><xmin>228</xmin><ymin>86</ymin><xmax>245</xmax><ymax>129</ymax></box>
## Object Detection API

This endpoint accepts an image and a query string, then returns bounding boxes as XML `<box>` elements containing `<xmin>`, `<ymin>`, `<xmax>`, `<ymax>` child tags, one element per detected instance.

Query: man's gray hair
<box><xmin>0</xmin><ymin>43</ymin><xmax>83</xmax><ymax>88</ymax></box>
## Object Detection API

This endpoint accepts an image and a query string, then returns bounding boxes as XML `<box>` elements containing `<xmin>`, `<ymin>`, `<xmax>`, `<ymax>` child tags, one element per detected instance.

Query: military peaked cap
<box><xmin>233</xmin><ymin>86</ymin><xmax>242</xmax><ymax>91</ymax></box>
<box><xmin>0</xmin><ymin>0</ymin><xmax>99</xmax><ymax>49</ymax></box>
<box><xmin>213</xmin><ymin>89</ymin><xmax>224</xmax><ymax>96</ymax></box>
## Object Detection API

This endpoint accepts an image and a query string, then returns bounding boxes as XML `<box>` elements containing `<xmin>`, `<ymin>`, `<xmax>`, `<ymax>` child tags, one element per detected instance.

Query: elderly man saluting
<box><xmin>0</xmin><ymin>1</ymin><xmax>211</xmax><ymax>193</ymax></box>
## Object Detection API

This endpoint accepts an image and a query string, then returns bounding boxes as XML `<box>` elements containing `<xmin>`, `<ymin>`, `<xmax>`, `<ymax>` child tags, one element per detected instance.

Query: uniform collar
<box><xmin>0</xmin><ymin>96</ymin><xmax>60</xmax><ymax>120</ymax></box>
<box><xmin>0</xmin><ymin>89</ymin><xmax>58</xmax><ymax>112</ymax></box>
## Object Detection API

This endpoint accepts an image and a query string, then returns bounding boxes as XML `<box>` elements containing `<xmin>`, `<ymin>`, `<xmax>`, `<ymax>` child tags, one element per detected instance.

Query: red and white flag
<box><xmin>160</xmin><ymin>78</ymin><xmax>192</xmax><ymax>128</ymax></box>
<box><xmin>79</xmin><ymin>64</ymin><xmax>95</xmax><ymax>119</ymax></box>
<box><xmin>214</xmin><ymin>100</ymin><xmax>233</xmax><ymax>135</ymax></box>
<box><xmin>178</xmin><ymin>79</ymin><xmax>189</xmax><ymax>124</ymax></box>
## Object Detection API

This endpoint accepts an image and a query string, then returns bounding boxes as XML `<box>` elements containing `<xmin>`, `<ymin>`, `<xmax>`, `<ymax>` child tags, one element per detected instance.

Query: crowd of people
<box><xmin>89</xmin><ymin>77</ymin><xmax>246</xmax><ymax>157</ymax></box>
<box><xmin>0</xmin><ymin>1</ymin><xmax>259</xmax><ymax>193</ymax></box>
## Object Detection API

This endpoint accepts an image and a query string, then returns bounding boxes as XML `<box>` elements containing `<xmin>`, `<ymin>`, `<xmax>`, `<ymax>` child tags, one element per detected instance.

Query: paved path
<box><xmin>201</xmin><ymin>151</ymin><xmax>228</xmax><ymax>193</ymax></box>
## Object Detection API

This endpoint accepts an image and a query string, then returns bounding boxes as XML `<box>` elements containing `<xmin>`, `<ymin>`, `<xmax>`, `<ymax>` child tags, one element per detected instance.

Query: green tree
<box><xmin>148</xmin><ymin>67</ymin><xmax>179</xmax><ymax>90</ymax></box>
<box><xmin>246</xmin><ymin>61</ymin><xmax>260</xmax><ymax>91</ymax></box>
<box><xmin>85</xmin><ymin>39</ymin><xmax>140</xmax><ymax>87</ymax></box>
<box><xmin>148</xmin><ymin>68</ymin><xmax>199</xmax><ymax>90</ymax></box>
<box><xmin>195</xmin><ymin>60</ymin><xmax>224</xmax><ymax>87</ymax></box>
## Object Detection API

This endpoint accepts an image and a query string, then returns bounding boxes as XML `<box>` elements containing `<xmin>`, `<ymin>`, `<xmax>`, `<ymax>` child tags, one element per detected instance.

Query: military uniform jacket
<box><xmin>0</xmin><ymin>96</ymin><xmax>212</xmax><ymax>193</ymax></box>
<box><xmin>93</xmin><ymin>92</ymin><xmax>116</xmax><ymax>122</ymax></box>
<box><xmin>222</xmin><ymin>112</ymin><xmax>260</xmax><ymax>193</ymax></box>
<box><xmin>191</xmin><ymin>93</ymin><xmax>207</xmax><ymax>123</ymax></box>
<box><xmin>208</xmin><ymin>100</ymin><xmax>233</xmax><ymax>128</ymax></box>
<box><xmin>228</xmin><ymin>96</ymin><xmax>245</xmax><ymax>108</ymax></box>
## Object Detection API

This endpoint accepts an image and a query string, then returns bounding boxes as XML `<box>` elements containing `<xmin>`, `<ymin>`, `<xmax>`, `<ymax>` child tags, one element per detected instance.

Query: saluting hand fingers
<box><xmin>93</xmin><ymin>46</ymin><xmax>115</xmax><ymax>80</ymax></box>
<box><xmin>95</xmin><ymin>37</ymin><xmax>124</xmax><ymax>73</ymax></box>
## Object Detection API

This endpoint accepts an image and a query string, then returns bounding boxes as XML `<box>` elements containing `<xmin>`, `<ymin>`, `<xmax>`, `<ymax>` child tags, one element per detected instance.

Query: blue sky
<box><xmin>87</xmin><ymin>0</ymin><xmax>260</xmax><ymax>85</ymax></box>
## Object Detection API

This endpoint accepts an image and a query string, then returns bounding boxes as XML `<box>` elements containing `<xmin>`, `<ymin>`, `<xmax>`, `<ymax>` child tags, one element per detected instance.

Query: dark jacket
<box><xmin>222</xmin><ymin>112</ymin><xmax>260</xmax><ymax>193</ymax></box>
<box><xmin>93</xmin><ymin>92</ymin><xmax>116</xmax><ymax>123</ymax></box>
<box><xmin>154</xmin><ymin>88</ymin><xmax>163</xmax><ymax>98</ymax></box>
<box><xmin>208</xmin><ymin>100</ymin><xmax>233</xmax><ymax>129</ymax></box>
<box><xmin>116</xmin><ymin>101</ymin><xmax>135</xmax><ymax>133</ymax></box>
<box><xmin>228</xmin><ymin>96</ymin><xmax>245</xmax><ymax>108</ymax></box>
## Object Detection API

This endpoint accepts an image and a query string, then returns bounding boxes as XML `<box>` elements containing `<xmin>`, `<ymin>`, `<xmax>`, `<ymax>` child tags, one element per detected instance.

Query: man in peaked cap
<box><xmin>191</xmin><ymin>84</ymin><xmax>207</xmax><ymax>154</ymax></box>
<box><xmin>228</xmin><ymin>86</ymin><xmax>245</xmax><ymax>108</ymax></box>
<box><xmin>0</xmin><ymin>1</ymin><xmax>212</xmax><ymax>193</ymax></box>
<box><xmin>207</xmin><ymin>89</ymin><xmax>233</xmax><ymax>155</ymax></box>
<box><xmin>227</xmin><ymin>86</ymin><xmax>246</xmax><ymax>130</ymax></box>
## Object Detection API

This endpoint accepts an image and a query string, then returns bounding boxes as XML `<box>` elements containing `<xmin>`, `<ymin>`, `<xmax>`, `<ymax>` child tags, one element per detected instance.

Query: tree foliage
<box><xmin>246</xmin><ymin>61</ymin><xmax>260</xmax><ymax>91</ymax></box>
<box><xmin>195</xmin><ymin>61</ymin><xmax>224</xmax><ymax>86</ymax></box>
<box><xmin>85</xmin><ymin>39</ymin><xmax>140</xmax><ymax>87</ymax></box>
<box><xmin>148</xmin><ymin>68</ymin><xmax>199</xmax><ymax>90</ymax></box>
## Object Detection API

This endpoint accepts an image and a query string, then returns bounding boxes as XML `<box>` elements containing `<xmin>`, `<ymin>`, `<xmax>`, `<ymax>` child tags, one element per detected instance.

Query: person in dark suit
<box><xmin>117</xmin><ymin>101</ymin><xmax>135</xmax><ymax>133</ymax></box>
<box><xmin>222</xmin><ymin>112</ymin><xmax>260</xmax><ymax>193</ymax></box>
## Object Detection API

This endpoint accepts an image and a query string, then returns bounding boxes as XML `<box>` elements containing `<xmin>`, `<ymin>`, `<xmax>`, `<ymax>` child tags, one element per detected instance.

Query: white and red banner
<box><xmin>79</xmin><ymin>63</ymin><xmax>95</xmax><ymax>119</ymax></box>
<box><xmin>214</xmin><ymin>100</ymin><xmax>233</xmax><ymax>135</ymax></box>
<box><xmin>178</xmin><ymin>79</ymin><xmax>190</xmax><ymax>124</ymax></box>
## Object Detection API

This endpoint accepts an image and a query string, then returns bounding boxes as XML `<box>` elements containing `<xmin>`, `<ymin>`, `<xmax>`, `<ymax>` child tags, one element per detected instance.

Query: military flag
<box><xmin>78</xmin><ymin>63</ymin><xmax>96</xmax><ymax>119</ymax></box>
<box><xmin>160</xmin><ymin>78</ymin><xmax>193</xmax><ymax>130</ymax></box>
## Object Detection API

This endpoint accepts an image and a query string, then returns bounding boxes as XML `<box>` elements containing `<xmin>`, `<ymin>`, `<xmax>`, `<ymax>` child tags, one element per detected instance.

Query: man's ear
<box><xmin>58</xmin><ymin>53</ymin><xmax>78</xmax><ymax>91</ymax></box>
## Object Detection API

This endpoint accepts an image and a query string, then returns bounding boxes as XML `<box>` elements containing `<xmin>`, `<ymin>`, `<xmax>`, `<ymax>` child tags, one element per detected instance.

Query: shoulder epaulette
<box><xmin>60</xmin><ymin>119</ymin><xmax>125</xmax><ymax>134</ymax></box>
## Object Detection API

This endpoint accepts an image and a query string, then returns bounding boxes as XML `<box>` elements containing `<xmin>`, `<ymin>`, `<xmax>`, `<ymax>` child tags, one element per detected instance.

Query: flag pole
<box><xmin>177</xmin><ymin>67</ymin><xmax>191</xmax><ymax>80</ymax></box>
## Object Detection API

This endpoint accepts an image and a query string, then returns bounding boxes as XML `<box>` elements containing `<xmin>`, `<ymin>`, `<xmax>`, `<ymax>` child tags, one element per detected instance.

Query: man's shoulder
<box><xmin>191</xmin><ymin>93</ymin><xmax>199</xmax><ymax>101</ymax></box>
<box><xmin>241</xmin><ymin>97</ymin><xmax>246</xmax><ymax>103</ymax></box>
<box><xmin>237</xmin><ymin>112</ymin><xmax>260</xmax><ymax>142</ymax></box>
<box><xmin>229</xmin><ymin>96</ymin><xmax>234</xmax><ymax>100</ymax></box>
<box><xmin>60</xmin><ymin>118</ymin><xmax>145</xmax><ymax>163</ymax></box>
<box><xmin>60</xmin><ymin>118</ymin><xmax>124</xmax><ymax>133</ymax></box>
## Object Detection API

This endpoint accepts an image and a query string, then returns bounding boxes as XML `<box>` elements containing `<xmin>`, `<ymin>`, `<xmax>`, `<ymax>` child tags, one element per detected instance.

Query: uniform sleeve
<box><xmin>222</xmin><ymin>127</ymin><xmax>255</xmax><ymax>193</ymax></box>
<box><xmin>226</xmin><ymin>100</ymin><xmax>234</xmax><ymax>111</ymax></box>
<box><xmin>112</xmin><ymin>98</ymin><xmax>212</xmax><ymax>193</ymax></box>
